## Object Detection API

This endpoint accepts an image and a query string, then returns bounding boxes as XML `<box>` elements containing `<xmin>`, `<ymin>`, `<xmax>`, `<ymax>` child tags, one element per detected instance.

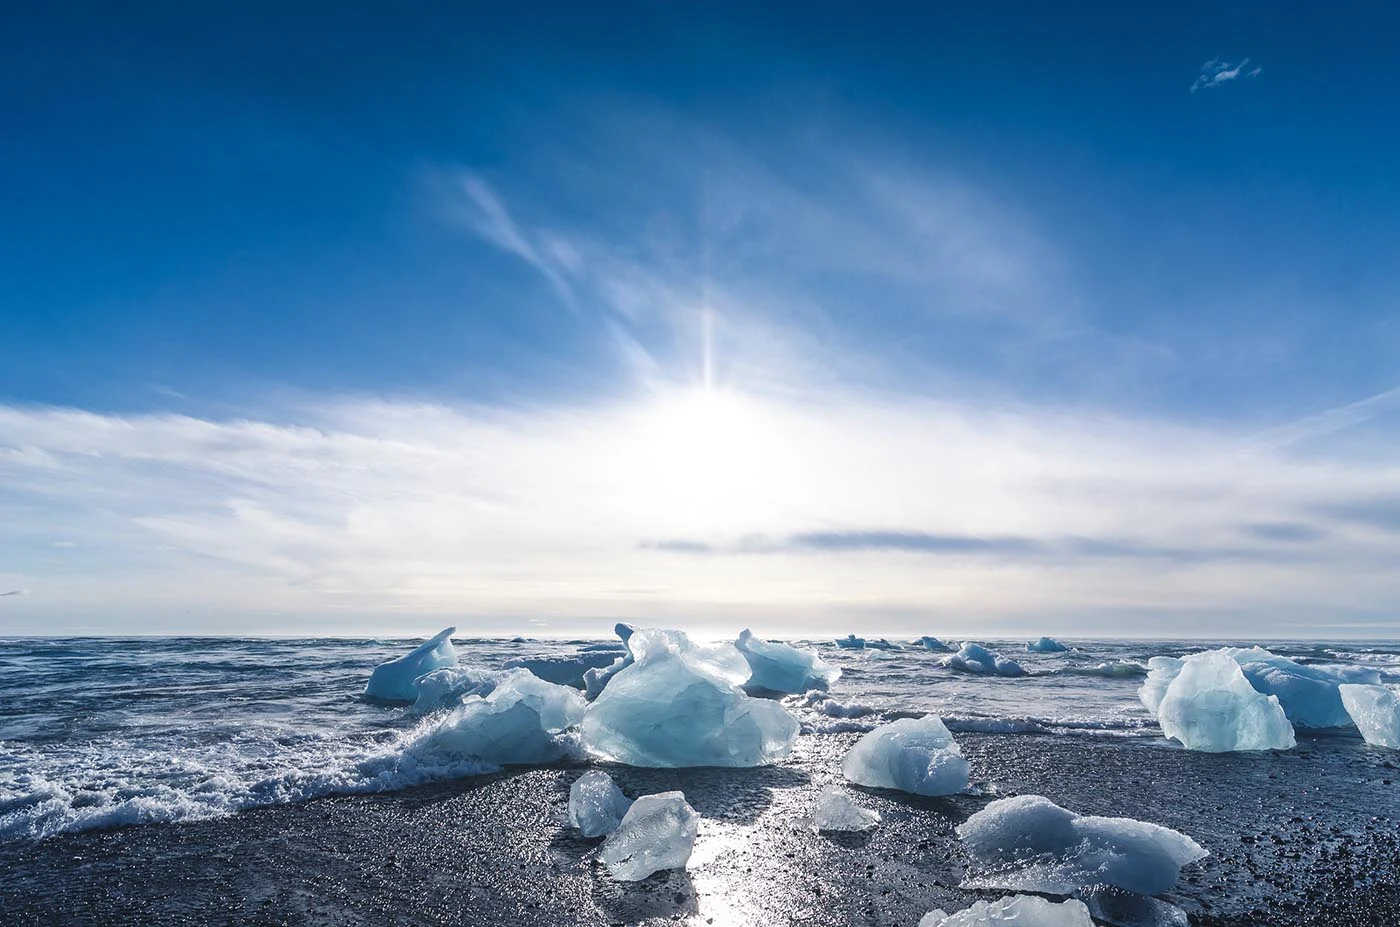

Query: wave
<box><xmin>1050</xmin><ymin>661</ymin><xmax>1149</xmax><ymax>679</ymax></box>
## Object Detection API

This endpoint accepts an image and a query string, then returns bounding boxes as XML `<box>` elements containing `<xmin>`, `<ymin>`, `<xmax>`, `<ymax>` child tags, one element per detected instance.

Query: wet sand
<box><xmin>3</xmin><ymin>732</ymin><xmax>1397</xmax><ymax>926</ymax></box>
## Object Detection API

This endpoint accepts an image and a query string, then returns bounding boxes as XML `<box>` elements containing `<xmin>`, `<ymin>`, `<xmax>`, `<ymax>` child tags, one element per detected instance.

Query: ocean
<box><xmin>2</xmin><ymin>634</ymin><xmax>1398</xmax><ymax>926</ymax></box>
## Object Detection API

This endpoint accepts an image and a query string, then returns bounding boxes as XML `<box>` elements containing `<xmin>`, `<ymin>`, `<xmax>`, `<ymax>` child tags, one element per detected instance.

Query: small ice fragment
<box><xmin>942</xmin><ymin>642</ymin><xmax>1025</xmax><ymax>677</ymax></box>
<box><xmin>918</xmin><ymin>895</ymin><xmax>1094</xmax><ymax>927</ymax></box>
<box><xmin>736</xmin><ymin>629</ymin><xmax>841</xmax><ymax>693</ymax></box>
<box><xmin>957</xmin><ymin>794</ymin><xmax>1208</xmax><ymax>897</ymax></box>
<box><xmin>1152</xmin><ymin>650</ymin><xmax>1295</xmax><ymax>752</ymax></box>
<box><xmin>835</xmin><ymin>634</ymin><xmax>866</xmax><ymax>649</ymax></box>
<box><xmin>842</xmin><ymin>715</ymin><xmax>970</xmax><ymax>796</ymax></box>
<box><xmin>1027</xmin><ymin>636</ymin><xmax>1070</xmax><ymax>653</ymax></box>
<box><xmin>1339</xmin><ymin>684</ymin><xmax>1400</xmax><ymax>748</ymax></box>
<box><xmin>568</xmin><ymin>770</ymin><xmax>633</xmax><ymax>837</ymax></box>
<box><xmin>596</xmin><ymin>791</ymin><xmax>698</xmax><ymax>880</ymax></box>
<box><xmin>812</xmin><ymin>784</ymin><xmax>880</xmax><ymax>832</ymax></box>
<box><xmin>364</xmin><ymin>627</ymin><xmax>458</xmax><ymax>702</ymax></box>
<box><xmin>918</xmin><ymin>636</ymin><xmax>953</xmax><ymax>652</ymax></box>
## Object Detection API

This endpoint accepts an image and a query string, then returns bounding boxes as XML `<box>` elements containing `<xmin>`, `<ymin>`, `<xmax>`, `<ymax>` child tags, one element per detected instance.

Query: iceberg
<box><xmin>736</xmin><ymin>629</ymin><xmax>841</xmax><ymax>693</ymax></box>
<box><xmin>364</xmin><ymin>627</ymin><xmax>458</xmax><ymax>702</ymax></box>
<box><xmin>812</xmin><ymin>784</ymin><xmax>880</xmax><ymax>832</ymax></box>
<box><xmin>411</xmin><ymin>664</ymin><xmax>498</xmax><ymax>713</ymax></box>
<box><xmin>580</xmin><ymin>623</ymin><xmax>640</xmax><ymax>700</ymax></box>
<box><xmin>958</xmin><ymin>794</ymin><xmax>1208</xmax><ymax>897</ymax></box>
<box><xmin>919</xmin><ymin>895</ymin><xmax>1094</xmax><ymax>927</ymax></box>
<box><xmin>580</xmin><ymin>628</ymin><xmax>800</xmax><ymax>767</ymax></box>
<box><xmin>835</xmin><ymin>634</ymin><xmax>866</xmax><ymax>649</ymax></box>
<box><xmin>866</xmin><ymin>638</ymin><xmax>898</xmax><ymax>650</ymax></box>
<box><xmin>596</xmin><ymin>791</ymin><xmax>698</xmax><ymax>881</ymax></box>
<box><xmin>1151</xmin><ymin>650</ymin><xmax>1295</xmax><ymax>752</ymax></box>
<box><xmin>404</xmin><ymin>668</ymin><xmax>585</xmax><ymax>766</ymax></box>
<box><xmin>942</xmin><ymin>643</ymin><xmax>1025</xmax><ymax>677</ymax></box>
<box><xmin>1140</xmin><ymin>647</ymin><xmax>1378</xmax><ymax>729</ymax></box>
<box><xmin>503</xmin><ymin>651</ymin><xmax>622</xmax><ymax>689</ymax></box>
<box><xmin>568</xmin><ymin>770</ymin><xmax>633</xmax><ymax>837</ymax></box>
<box><xmin>1027</xmin><ymin>636</ymin><xmax>1070</xmax><ymax>653</ymax></box>
<box><xmin>918</xmin><ymin>636</ymin><xmax>953</xmax><ymax>652</ymax></box>
<box><xmin>1339</xmin><ymin>684</ymin><xmax>1400</xmax><ymax>748</ymax></box>
<box><xmin>841</xmin><ymin>715</ymin><xmax>969</xmax><ymax>796</ymax></box>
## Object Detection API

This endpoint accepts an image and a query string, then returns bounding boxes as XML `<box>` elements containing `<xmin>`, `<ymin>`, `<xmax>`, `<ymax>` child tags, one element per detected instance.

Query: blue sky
<box><xmin>2</xmin><ymin>3</ymin><xmax>1399</xmax><ymax>636</ymax></box>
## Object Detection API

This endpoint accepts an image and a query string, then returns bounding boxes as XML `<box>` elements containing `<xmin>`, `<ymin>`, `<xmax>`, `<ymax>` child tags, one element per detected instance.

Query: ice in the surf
<box><xmin>568</xmin><ymin>770</ymin><xmax>633</xmax><ymax>837</ymax></box>
<box><xmin>406</xmin><ymin>668</ymin><xmax>584</xmax><ymax>765</ymax></box>
<box><xmin>842</xmin><ymin>715</ymin><xmax>969</xmax><ymax>796</ymax></box>
<box><xmin>1339</xmin><ymin>684</ymin><xmax>1400</xmax><ymax>748</ymax></box>
<box><xmin>364</xmin><ymin>627</ymin><xmax>458</xmax><ymax>702</ymax></box>
<box><xmin>735</xmin><ymin>628</ymin><xmax>840</xmax><ymax>693</ymax></box>
<box><xmin>919</xmin><ymin>895</ymin><xmax>1094</xmax><ymax>927</ymax></box>
<box><xmin>579</xmin><ymin>628</ymin><xmax>799</xmax><ymax>767</ymax></box>
<box><xmin>942</xmin><ymin>642</ymin><xmax>1025</xmax><ymax>677</ymax></box>
<box><xmin>597</xmin><ymin>791</ymin><xmax>698</xmax><ymax>881</ymax></box>
<box><xmin>812</xmin><ymin>784</ymin><xmax>881</xmax><ymax>832</ymax></box>
<box><xmin>957</xmin><ymin>794</ymin><xmax>1207</xmax><ymax>896</ymax></box>
<box><xmin>1027</xmin><ymin>636</ymin><xmax>1069</xmax><ymax>653</ymax></box>
<box><xmin>411</xmin><ymin>664</ymin><xmax>498</xmax><ymax>713</ymax></box>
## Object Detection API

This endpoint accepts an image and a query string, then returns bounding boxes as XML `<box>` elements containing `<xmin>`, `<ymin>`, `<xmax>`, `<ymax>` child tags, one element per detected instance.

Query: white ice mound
<box><xmin>365</xmin><ymin>627</ymin><xmax>458</xmax><ymax>702</ymax></box>
<box><xmin>812</xmin><ymin>784</ymin><xmax>881</xmax><ymax>832</ymax></box>
<box><xmin>411</xmin><ymin>664</ymin><xmax>498</xmax><ymax>714</ymax></box>
<box><xmin>958</xmin><ymin>794</ymin><xmax>1208</xmax><ymax>897</ymax></box>
<box><xmin>943</xmin><ymin>643</ymin><xmax>1025</xmax><ymax>677</ymax></box>
<box><xmin>919</xmin><ymin>895</ymin><xmax>1094</xmax><ymax>927</ymax></box>
<box><xmin>736</xmin><ymin>629</ymin><xmax>841</xmax><ymax>693</ymax></box>
<box><xmin>1140</xmin><ymin>647</ymin><xmax>1378</xmax><ymax>729</ymax></box>
<box><xmin>569</xmin><ymin>770</ymin><xmax>633</xmax><ymax>837</ymax></box>
<box><xmin>580</xmin><ymin>628</ymin><xmax>799</xmax><ymax>767</ymax></box>
<box><xmin>1027</xmin><ymin>636</ymin><xmax>1070</xmax><ymax>653</ymax></box>
<box><xmin>842</xmin><ymin>715</ymin><xmax>970</xmax><ymax>796</ymax></box>
<box><xmin>1152</xmin><ymin>650</ymin><xmax>1295</xmax><ymax>752</ymax></box>
<box><xmin>405</xmin><ymin>669</ymin><xmax>585</xmax><ymax>765</ymax></box>
<box><xmin>1339</xmin><ymin>684</ymin><xmax>1400</xmax><ymax>748</ymax></box>
<box><xmin>918</xmin><ymin>636</ymin><xmax>953</xmax><ymax>652</ymax></box>
<box><xmin>596</xmin><ymin>791</ymin><xmax>698</xmax><ymax>881</ymax></box>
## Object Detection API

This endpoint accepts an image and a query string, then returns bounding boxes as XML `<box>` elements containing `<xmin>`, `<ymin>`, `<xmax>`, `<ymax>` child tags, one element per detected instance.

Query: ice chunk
<box><xmin>736</xmin><ymin>629</ymin><xmax>841</xmax><ymax>693</ymax></box>
<box><xmin>503</xmin><ymin>651</ymin><xmax>621</xmax><ymax>689</ymax></box>
<box><xmin>1140</xmin><ymin>647</ymin><xmax>1378</xmax><ymax>729</ymax></box>
<box><xmin>918</xmin><ymin>636</ymin><xmax>953</xmax><ymax>652</ymax></box>
<box><xmin>835</xmin><ymin>634</ymin><xmax>866</xmax><ymax>649</ymax></box>
<box><xmin>364</xmin><ymin>627</ymin><xmax>458</xmax><ymax>702</ymax></box>
<box><xmin>584</xmin><ymin>655</ymin><xmax>628</xmax><ymax>700</ymax></box>
<box><xmin>812</xmin><ymin>785</ymin><xmax>880</xmax><ymax>832</ymax></box>
<box><xmin>919</xmin><ymin>895</ymin><xmax>1094</xmax><ymax>927</ymax></box>
<box><xmin>596</xmin><ymin>791</ymin><xmax>698</xmax><ymax>880</ymax></box>
<box><xmin>842</xmin><ymin>715</ymin><xmax>970</xmax><ymax>796</ymax></box>
<box><xmin>958</xmin><ymin>794</ymin><xmax>1208</xmax><ymax>897</ymax></box>
<box><xmin>942</xmin><ymin>643</ymin><xmax>1025</xmax><ymax>677</ymax></box>
<box><xmin>1150</xmin><ymin>650</ymin><xmax>1295</xmax><ymax>752</ymax></box>
<box><xmin>1027</xmin><ymin>636</ymin><xmax>1070</xmax><ymax>653</ymax></box>
<box><xmin>1339</xmin><ymin>684</ymin><xmax>1400</xmax><ymax>748</ymax></box>
<box><xmin>568</xmin><ymin>770</ymin><xmax>633</xmax><ymax>837</ymax></box>
<box><xmin>1155</xmin><ymin>652</ymin><xmax>1296</xmax><ymax>752</ymax></box>
<box><xmin>581</xmin><ymin>628</ymin><xmax>799</xmax><ymax>767</ymax></box>
<box><xmin>404</xmin><ymin>669</ymin><xmax>585</xmax><ymax>766</ymax></box>
<box><xmin>411</xmin><ymin>664</ymin><xmax>498</xmax><ymax>713</ymax></box>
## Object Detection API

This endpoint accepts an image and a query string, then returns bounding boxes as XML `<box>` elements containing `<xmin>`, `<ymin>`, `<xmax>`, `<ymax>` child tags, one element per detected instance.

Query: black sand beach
<box><xmin>4</xmin><ymin>733</ymin><xmax>1396</xmax><ymax>927</ymax></box>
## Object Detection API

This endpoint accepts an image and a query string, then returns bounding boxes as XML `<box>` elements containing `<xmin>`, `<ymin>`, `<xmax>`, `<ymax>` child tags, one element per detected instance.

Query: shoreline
<box><xmin>3</xmin><ymin>732</ymin><xmax>1396</xmax><ymax>926</ymax></box>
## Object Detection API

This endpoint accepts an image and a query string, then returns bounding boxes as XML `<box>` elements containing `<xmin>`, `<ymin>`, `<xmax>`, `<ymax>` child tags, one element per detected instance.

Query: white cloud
<box><xmin>2</xmin><ymin>385</ymin><xmax>1399</xmax><ymax>636</ymax></box>
<box><xmin>1192</xmin><ymin>57</ymin><xmax>1262</xmax><ymax>93</ymax></box>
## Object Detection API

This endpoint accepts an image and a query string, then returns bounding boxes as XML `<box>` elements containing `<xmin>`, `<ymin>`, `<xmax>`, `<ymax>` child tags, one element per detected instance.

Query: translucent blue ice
<box><xmin>568</xmin><ymin>770</ymin><xmax>633</xmax><ymax>837</ymax></box>
<box><xmin>942</xmin><ymin>642</ymin><xmax>1025</xmax><ymax>677</ymax></box>
<box><xmin>841</xmin><ymin>715</ymin><xmax>970</xmax><ymax>796</ymax></box>
<box><xmin>1147</xmin><ymin>650</ymin><xmax>1295</xmax><ymax>752</ymax></box>
<box><xmin>736</xmin><ymin>628</ymin><xmax>841</xmax><ymax>693</ymax></box>
<box><xmin>919</xmin><ymin>895</ymin><xmax>1093</xmax><ymax>927</ymax></box>
<box><xmin>364</xmin><ymin>627</ymin><xmax>458</xmax><ymax>702</ymax></box>
<box><xmin>404</xmin><ymin>668</ymin><xmax>585</xmax><ymax>766</ymax></box>
<box><xmin>596</xmin><ymin>791</ymin><xmax>698</xmax><ymax>880</ymax></box>
<box><xmin>1027</xmin><ymin>636</ymin><xmax>1070</xmax><ymax>653</ymax></box>
<box><xmin>580</xmin><ymin>628</ymin><xmax>799</xmax><ymax>767</ymax></box>
<box><xmin>1339</xmin><ymin>684</ymin><xmax>1400</xmax><ymax>748</ymax></box>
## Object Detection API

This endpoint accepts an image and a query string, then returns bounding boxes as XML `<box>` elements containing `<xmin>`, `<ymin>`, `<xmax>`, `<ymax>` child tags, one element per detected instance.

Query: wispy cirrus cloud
<box><xmin>1191</xmin><ymin>57</ymin><xmax>1263</xmax><ymax>93</ymax></box>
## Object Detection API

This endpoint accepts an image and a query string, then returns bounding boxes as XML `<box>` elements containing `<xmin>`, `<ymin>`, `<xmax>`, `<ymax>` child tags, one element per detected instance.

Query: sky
<box><xmin>2</xmin><ymin>2</ymin><xmax>1400</xmax><ymax>637</ymax></box>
